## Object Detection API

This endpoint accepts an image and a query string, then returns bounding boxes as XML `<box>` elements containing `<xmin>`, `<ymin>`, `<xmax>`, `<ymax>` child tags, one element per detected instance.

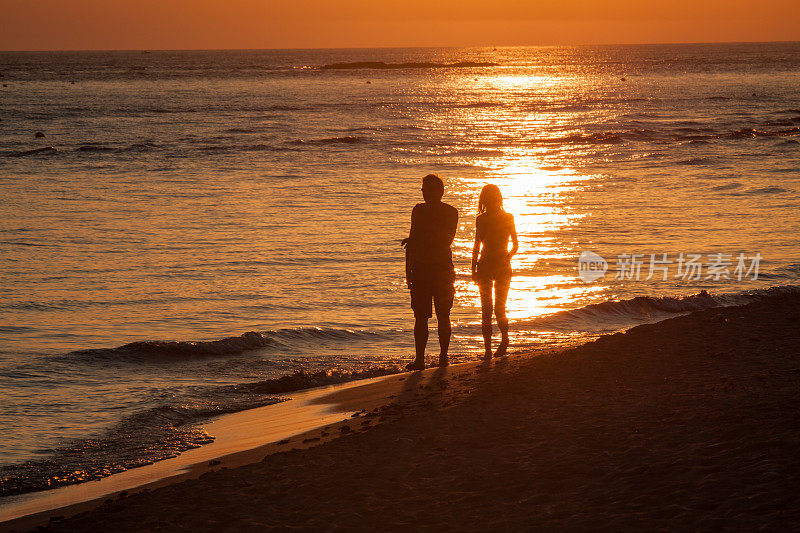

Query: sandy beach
<box><xmin>2</xmin><ymin>292</ymin><xmax>795</xmax><ymax>531</ymax></box>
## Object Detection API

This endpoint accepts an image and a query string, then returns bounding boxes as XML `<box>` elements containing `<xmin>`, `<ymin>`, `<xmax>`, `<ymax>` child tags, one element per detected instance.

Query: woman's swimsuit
<box><xmin>475</xmin><ymin>211</ymin><xmax>515</xmax><ymax>285</ymax></box>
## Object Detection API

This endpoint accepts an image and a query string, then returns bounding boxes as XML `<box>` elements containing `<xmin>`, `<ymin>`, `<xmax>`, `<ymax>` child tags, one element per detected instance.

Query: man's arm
<box><xmin>405</xmin><ymin>206</ymin><xmax>418</xmax><ymax>289</ymax></box>
<box><xmin>406</xmin><ymin>246</ymin><xmax>413</xmax><ymax>289</ymax></box>
<box><xmin>446</xmin><ymin>206</ymin><xmax>458</xmax><ymax>245</ymax></box>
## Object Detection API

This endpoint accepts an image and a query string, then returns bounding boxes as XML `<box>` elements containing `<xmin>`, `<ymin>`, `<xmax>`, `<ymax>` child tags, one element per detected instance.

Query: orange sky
<box><xmin>1</xmin><ymin>0</ymin><xmax>798</xmax><ymax>51</ymax></box>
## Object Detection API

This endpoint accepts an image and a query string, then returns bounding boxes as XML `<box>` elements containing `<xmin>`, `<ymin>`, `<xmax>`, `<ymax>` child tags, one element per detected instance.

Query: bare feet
<box><xmin>405</xmin><ymin>360</ymin><xmax>425</xmax><ymax>371</ymax></box>
<box><xmin>437</xmin><ymin>355</ymin><xmax>449</xmax><ymax>367</ymax></box>
<box><xmin>494</xmin><ymin>339</ymin><xmax>509</xmax><ymax>357</ymax></box>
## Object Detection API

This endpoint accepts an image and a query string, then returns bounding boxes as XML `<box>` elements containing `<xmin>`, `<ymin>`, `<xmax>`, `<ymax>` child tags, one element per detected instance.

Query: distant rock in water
<box><xmin>9</xmin><ymin>146</ymin><xmax>58</xmax><ymax>157</ymax></box>
<box><xmin>320</xmin><ymin>61</ymin><xmax>499</xmax><ymax>70</ymax></box>
<box><xmin>34</xmin><ymin>131</ymin><xmax>45</xmax><ymax>138</ymax></box>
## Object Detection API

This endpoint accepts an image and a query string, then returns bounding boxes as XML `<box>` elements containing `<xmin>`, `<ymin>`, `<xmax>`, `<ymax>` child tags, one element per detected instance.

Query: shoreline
<box><xmin>0</xmin><ymin>362</ymin><xmax>485</xmax><ymax>531</ymax></box>
<box><xmin>4</xmin><ymin>292</ymin><xmax>800</xmax><ymax>530</ymax></box>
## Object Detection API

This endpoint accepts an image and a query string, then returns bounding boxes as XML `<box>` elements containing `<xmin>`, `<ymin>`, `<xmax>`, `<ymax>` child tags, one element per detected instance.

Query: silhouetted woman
<box><xmin>471</xmin><ymin>184</ymin><xmax>518</xmax><ymax>358</ymax></box>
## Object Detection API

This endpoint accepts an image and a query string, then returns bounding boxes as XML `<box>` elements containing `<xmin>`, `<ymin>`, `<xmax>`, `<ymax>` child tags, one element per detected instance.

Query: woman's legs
<box><xmin>479</xmin><ymin>281</ymin><xmax>494</xmax><ymax>358</ymax></box>
<box><xmin>494</xmin><ymin>279</ymin><xmax>510</xmax><ymax>356</ymax></box>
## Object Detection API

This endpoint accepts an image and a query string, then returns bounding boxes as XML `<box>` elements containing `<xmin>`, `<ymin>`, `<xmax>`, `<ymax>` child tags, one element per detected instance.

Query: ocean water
<box><xmin>1</xmin><ymin>43</ymin><xmax>799</xmax><ymax>496</ymax></box>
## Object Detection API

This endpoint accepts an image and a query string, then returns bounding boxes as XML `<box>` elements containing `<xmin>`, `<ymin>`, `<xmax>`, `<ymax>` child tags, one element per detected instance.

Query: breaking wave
<box><xmin>61</xmin><ymin>328</ymin><xmax>387</xmax><ymax>363</ymax></box>
<box><xmin>515</xmin><ymin>287</ymin><xmax>800</xmax><ymax>333</ymax></box>
<box><xmin>54</xmin><ymin>287</ymin><xmax>800</xmax><ymax>365</ymax></box>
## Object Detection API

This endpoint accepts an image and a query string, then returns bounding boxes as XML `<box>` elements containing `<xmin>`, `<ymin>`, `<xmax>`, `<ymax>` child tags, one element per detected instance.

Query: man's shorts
<box><xmin>409</xmin><ymin>264</ymin><xmax>455</xmax><ymax>319</ymax></box>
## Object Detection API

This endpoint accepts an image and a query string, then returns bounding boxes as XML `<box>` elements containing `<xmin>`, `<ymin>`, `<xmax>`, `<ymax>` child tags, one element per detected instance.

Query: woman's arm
<box><xmin>471</xmin><ymin>218</ymin><xmax>482</xmax><ymax>280</ymax></box>
<box><xmin>507</xmin><ymin>215</ymin><xmax>519</xmax><ymax>261</ymax></box>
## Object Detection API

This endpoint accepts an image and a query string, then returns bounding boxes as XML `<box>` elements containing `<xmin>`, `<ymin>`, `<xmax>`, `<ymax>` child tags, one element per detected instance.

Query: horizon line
<box><xmin>2</xmin><ymin>40</ymin><xmax>799</xmax><ymax>54</ymax></box>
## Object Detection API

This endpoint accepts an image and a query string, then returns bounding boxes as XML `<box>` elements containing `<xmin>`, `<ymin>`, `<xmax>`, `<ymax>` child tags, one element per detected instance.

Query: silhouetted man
<box><xmin>403</xmin><ymin>174</ymin><xmax>458</xmax><ymax>370</ymax></box>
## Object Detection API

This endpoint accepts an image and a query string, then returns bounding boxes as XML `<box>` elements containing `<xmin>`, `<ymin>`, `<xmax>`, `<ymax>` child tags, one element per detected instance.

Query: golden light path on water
<box><xmin>425</xmin><ymin>69</ymin><xmax>626</xmax><ymax>350</ymax></box>
<box><xmin>430</xmin><ymin>70</ymin><xmax>607</xmax><ymax>340</ymax></box>
<box><xmin>451</xmin><ymin>154</ymin><xmax>606</xmax><ymax>334</ymax></box>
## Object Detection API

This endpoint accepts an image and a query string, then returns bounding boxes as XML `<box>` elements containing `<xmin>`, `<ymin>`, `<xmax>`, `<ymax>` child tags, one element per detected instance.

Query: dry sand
<box><xmin>10</xmin><ymin>294</ymin><xmax>800</xmax><ymax>531</ymax></box>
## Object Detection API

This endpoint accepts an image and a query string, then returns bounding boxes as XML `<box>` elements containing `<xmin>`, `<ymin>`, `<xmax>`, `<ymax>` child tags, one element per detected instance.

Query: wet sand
<box><xmin>9</xmin><ymin>293</ymin><xmax>800</xmax><ymax>531</ymax></box>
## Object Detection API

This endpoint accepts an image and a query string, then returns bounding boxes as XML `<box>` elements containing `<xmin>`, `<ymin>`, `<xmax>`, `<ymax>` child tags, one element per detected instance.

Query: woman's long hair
<box><xmin>478</xmin><ymin>184</ymin><xmax>503</xmax><ymax>214</ymax></box>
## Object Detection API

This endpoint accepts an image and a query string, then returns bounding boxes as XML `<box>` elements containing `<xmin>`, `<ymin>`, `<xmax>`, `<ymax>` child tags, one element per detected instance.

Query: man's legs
<box><xmin>408</xmin><ymin>269</ymin><xmax>453</xmax><ymax>369</ymax></box>
<box><xmin>434</xmin><ymin>297</ymin><xmax>452</xmax><ymax>365</ymax></box>
<box><xmin>413</xmin><ymin>317</ymin><xmax>428</xmax><ymax>364</ymax></box>
<box><xmin>407</xmin><ymin>284</ymin><xmax>431</xmax><ymax>371</ymax></box>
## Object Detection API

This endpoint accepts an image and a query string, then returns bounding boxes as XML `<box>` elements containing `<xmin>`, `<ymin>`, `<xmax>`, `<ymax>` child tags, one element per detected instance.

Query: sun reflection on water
<box><xmin>452</xmin><ymin>156</ymin><xmax>602</xmax><ymax>324</ymax></box>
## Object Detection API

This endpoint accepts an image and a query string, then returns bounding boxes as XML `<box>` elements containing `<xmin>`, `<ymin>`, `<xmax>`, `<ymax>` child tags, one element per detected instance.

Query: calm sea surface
<box><xmin>1</xmin><ymin>44</ymin><xmax>799</xmax><ymax>496</ymax></box>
